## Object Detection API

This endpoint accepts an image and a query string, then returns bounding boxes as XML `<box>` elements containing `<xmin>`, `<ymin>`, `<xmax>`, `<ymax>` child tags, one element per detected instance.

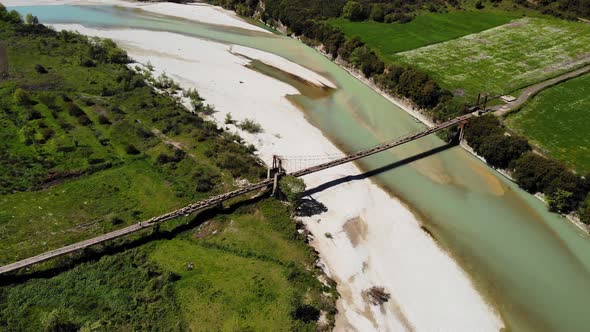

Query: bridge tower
<box><xmin>269</xmin><ymin>155</ymin><xmax>285</xmax><ymax>196</ymax></box>
<box><xmin>458</xmin><ymin>121</ymin><xmax>466</xmax><ymax>142</ymax></box>
<box><xmin>476</xmin><ymin>92</ymin><xmax>489</xmax><ymax>112</ymax></box>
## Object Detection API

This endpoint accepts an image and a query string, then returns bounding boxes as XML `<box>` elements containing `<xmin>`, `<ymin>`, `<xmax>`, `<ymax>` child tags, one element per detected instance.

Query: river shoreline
<box><xmin>303</xmin><ymin>37</ymin><xmax>590</xmax><ymax>237</ymax></box>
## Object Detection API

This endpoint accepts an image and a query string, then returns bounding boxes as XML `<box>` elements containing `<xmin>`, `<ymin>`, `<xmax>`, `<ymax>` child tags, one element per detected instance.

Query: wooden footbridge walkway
<box><xmin>0</xmin><ymin>110</ymin><xmax>483</xmax><ymax>276</ymax></box>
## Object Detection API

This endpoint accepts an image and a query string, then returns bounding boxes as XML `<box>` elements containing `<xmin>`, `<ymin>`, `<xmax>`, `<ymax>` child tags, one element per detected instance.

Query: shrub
<box><xmin>77</xmin><ymin>114</ymin><xmax>92</xmax><ymax>126</ymax></box>
<box><xmin>38</xmin><ymin>94</ymin><xmax>57</xmax><ymax>108</ymax></box>
<box><xmin>40</xmin><ymin>309</ymin><xmax>78</xmax><ymax>332</ymax></box>
<box><xmin>136</xmin><ymin>127</ymin><xmax>153</xmax><ymax>139</ymax></box>
<box><xmin>40</xmin><ymin>127</ymin><xmax>54</xmax><ymax>141</ymax></box>
<box><xmin>65</xmin><ymin>103</ymin><xmax>84</xmax><ymax>117</ymax></box>
<box><xmin>238</xmin><ymin>119</ymin><xmax>263</xmax><ymax>134</ymax></box>
<box><xmin>292</xmin><ymin>304</ymin><xmax>320</xmax><ymax>323</ymax></box>
<box><xmin>34</xmin><ymin>64</ymin><xmax>48</xmax><ymax>74</ymax></box>
<box><xmin>279</xmin><ymin>175</ymin><xmax>306</xmax><ymax>205</ymax></box>
<box><xmin>125</xmin><ymin>144</ymin><xmax>140</xmax><ymax>155</ymax></box>
<box><xmin>110</xmin><ymin>216</ymin><xmax>124</xmax><ymax>226</ymax></box>
<box><xmin>14</xmin><ymin>88</ymin><xmax>31</xmax><ymax>105</ymax></box>
<box><xmin>24</xmin><ymin>109</ymin><xmax>43</xmax><ymax>120</ymax></box>
<box><xmin>156</xmin><ymin>153</ymin><xmax>169</xmax><ymax>165</ymax></box>
<box><xmin>98</xmin><ymin>114</ymin><xmax>111</xmax><ymax>125</ymax></box>
<box><xmin>224</xmin><ymin>113</ymin><xmax>236</xmax><ymax>125</ymax></box>
<box><xmin>366</xmin><ymin>286</ymin><xmax>391</xmax><ymax>305</ymax></box>
<box><xmin>201</xmin><ymin>104</ymin><xmax>216</xmax><ymax>116</ymax></box>
<box><xmin>342</xmin><ymin>1</ymin><xmax>364</xmax><ymax>21</ymax></box>
<box><xmin>192</xmin><ymin>166</ymin><xmax>220</xmax><ymax>193</ymax></box>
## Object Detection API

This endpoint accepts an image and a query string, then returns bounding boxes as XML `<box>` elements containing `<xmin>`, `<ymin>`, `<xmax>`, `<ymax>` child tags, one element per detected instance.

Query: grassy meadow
<box><xmin>0</xmin><ymin>199</ymin><xmax>336</xmax><ymax>331</ymax></box>
<box><xmin>506</xmin><ymin>74</ymin><xmax>590</xmax><ymax>173</ymax></box>
<box><xmin>395</xmin><ymin>17</ymin><xmax>590</xmax><ymax>100</ymax></box>
<box><xmin>0</xmin><ymin>11</ymin><xmax>335</xmax><ymax>331</ymax></box>
<box><xmin>329</xmin><ymin>11</ymin><xmax>517</xmax><ymax>55</ymax></box>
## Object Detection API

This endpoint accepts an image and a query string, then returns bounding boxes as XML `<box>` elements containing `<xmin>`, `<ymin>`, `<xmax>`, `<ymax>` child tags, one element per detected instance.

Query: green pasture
<box><xmin>506</xmin><ymin>73</ymin><xmax>590</xmax><ymax>173</ymax></box>
<box><xmin>395</xmin><ymin>17</ymin><xmax>590</xmax><ymax>100</ymax></box>
<box><xmin>329</xmin><ymin>11</ymin><xmax>516</xmax><ymax>55</ymax></box>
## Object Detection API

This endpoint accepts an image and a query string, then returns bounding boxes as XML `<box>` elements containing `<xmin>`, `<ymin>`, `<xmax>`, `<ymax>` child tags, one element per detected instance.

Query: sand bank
<box><xmin>49</xmin><ymin>10</ymin><xmax>503</xmax><ymax>332</ymax></box>
<box><xmin>2</xmin><ymin>0</ymin><xmax>269</xmax><ymax>33</ymax></box>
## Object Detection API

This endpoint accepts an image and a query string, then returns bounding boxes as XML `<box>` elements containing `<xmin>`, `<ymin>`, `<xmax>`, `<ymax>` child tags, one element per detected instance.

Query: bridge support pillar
<box><xmin>459</xmin><ymin>122</ymin><xmax>465</xmax><ymax>142</ymax></box>
<box><xmin>271</xmin><ymin>172</ymin><xmax>281</xmax><ymax>197</ymax></box>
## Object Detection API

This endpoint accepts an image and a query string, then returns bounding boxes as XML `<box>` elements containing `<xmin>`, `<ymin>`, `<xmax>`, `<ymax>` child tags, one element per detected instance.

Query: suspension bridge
<box><xmin>0</xmin><ymin>109</ymin><xmax>484</xmax><ymax>276</ymax></box>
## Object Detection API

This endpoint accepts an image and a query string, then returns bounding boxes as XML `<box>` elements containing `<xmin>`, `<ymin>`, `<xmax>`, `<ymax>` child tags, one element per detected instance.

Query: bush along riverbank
<box><xmin>206</xmin><ymin>0</ymin><xmax>590</xmax><ymax>228</ymax></box>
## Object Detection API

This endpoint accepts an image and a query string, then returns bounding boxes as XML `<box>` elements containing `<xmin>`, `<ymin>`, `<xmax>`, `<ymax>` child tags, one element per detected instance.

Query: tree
<box><xmin>416</xmin><ymin>80</ymin><xmax>442</xmax><ymax>108</ymax></box>
<box><xmin>370</xmin><ymin>4</ymin><xmax>385</xmax><ymax>22</ymax></box>
<box><xmin>14</xmin><ymin>88</ymin><xmax>31</xmax><ymax>105</ymax></box>
<box><xmin>342</xmin><ymin>1</ymin><xmax>363</xmax><ymax>21</ymax></box>
<box><xmin>25</xmin><ymin>13</ymin><xmax>39</xmax><ymax>25</ymax></box>
<box><xmin>512</xmin><ymin>152</ymin><xmax>573</xmax><ymax>196</ymax></box>
<box><xmin>337</xmin><ymin>36</ymin><xmax>364</xmax><ymax>61</ymax></box>
<box><xmin>548</xmin><ymin>189</ymin><xmax>575</xmax><ymax>213</ymax></box>
<box><xmin>477</xmin><ymin>134</ymin><xmax>530</xmax><ymax>169</ymax></box>
<box><xmin>350</xmin><ymin>45</ymin><xmax>384</xmax><ymax>77</ymax></box>
<box><xmin>279</xmin><ymin>175</ymin><xmax>306</xmax><ymax>205</ymax></box>
<box><xmin>463</xmin><ymin>114</ymin><xmax>503</xmax><ymax>150</ymax></box>
<box><xmin>103</xmin><ymin>39</ymin><xmax>128</xmax><ymax>64</ymax></box>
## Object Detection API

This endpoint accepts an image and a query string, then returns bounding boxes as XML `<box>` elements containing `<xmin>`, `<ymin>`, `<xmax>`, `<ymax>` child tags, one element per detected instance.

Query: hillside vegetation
<box><xmin>0</xmin><ymin>6</ymin><xmax>336</xmax><ymax>331</ymax></box>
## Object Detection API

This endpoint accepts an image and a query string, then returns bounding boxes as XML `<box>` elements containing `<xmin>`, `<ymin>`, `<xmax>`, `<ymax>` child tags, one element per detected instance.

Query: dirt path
<box><xmin>493</xmin><ymin>64</ymin><xmax>590</xmax><ymax>116</ymax></box>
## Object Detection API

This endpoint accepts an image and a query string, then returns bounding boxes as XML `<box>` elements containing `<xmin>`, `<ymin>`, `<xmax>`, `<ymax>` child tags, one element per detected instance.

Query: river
<box><xmin>10</xmin><ymin>4</ymin><xmax>590</xmax><ymax>331</ymax></box>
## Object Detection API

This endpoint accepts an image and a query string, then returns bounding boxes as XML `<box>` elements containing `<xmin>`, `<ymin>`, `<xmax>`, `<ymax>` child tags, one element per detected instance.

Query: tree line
<box><xmin>464</xmin><ymin>115</ymin><xmax>590</xmax><ymax>223</ymax></box>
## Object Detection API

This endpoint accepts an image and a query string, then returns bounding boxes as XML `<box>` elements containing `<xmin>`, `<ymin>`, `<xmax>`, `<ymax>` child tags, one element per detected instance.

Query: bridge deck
<box><xmin>0</xmin><ymin>111</ymin><xmax>477</xmax><ymax>275</ymax></box>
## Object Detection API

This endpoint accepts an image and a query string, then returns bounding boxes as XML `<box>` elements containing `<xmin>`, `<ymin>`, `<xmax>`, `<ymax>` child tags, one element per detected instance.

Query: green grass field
<box><xmin>506</xmin><ymin>74</ymin><xmax>590</xmax><ymax>173</ymax></box>
<box><xmin>0</xmin><ymin>199</ymin><xmax>336</xmax><ymax>331</ymax></box>
<box><xmin>395</xmin><ymin>17</ymin><xmax>590</xmax><ymax>100</ymax></box>
<box><xmin>329</xmin><ymin>11</ymin><xmax>517</xmax><ymax>56</ymax></box>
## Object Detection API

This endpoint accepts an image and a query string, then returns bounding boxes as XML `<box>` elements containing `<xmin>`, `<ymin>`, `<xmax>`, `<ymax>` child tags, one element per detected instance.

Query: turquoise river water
<box><xmin>11</xmin><ymin>5</ymin><xmax>590</xmax><ymax>331</ymax></box>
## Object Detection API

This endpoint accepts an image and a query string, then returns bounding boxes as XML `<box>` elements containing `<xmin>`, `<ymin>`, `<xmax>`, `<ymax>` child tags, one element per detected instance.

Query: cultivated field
<box><xmin>506</xmin><ymin>74</ymin><xmax>590</xmax><ymax>173</ymax></box>
<box><xmin>329</xmin><ymin>11</ymin><xmax>516</xmax><ymax>56</ymax></box>
<box><xmin>395</xmin><ymin>17</ymin><xmax>590</xmax><ymax>100</ymax></box>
